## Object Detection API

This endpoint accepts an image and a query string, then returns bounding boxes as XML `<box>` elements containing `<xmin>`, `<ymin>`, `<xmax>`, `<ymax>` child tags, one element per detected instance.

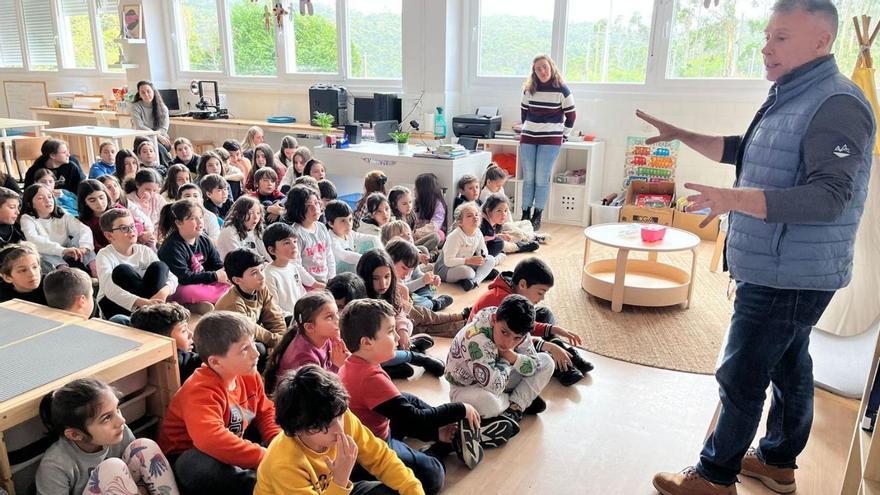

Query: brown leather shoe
<box><xmin>740</xmin><ymin>448</ymin><xmax>796</xmax><ymax>493</ymax></box>
<box><xmin>653</xmin><ymin>467</ymin><xmax>737</xmax><ymax>495</ymax></box>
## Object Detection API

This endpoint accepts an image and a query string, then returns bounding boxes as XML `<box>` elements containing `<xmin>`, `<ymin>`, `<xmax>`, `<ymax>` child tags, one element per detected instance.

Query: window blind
<box><xmin>22</xmin><ymin>0</ymin><xmax>58</xmax><ymax>69</ymax></box>
<box><xmin>0</xmin><ymin>0</ymin><xmax>23</xmax><ymax>67</ymax></box>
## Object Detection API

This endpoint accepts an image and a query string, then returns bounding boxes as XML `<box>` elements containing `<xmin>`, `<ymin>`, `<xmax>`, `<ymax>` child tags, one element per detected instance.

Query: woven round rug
<box><xmin>543</xmin><ymin>242</ymin><xmax>733</xmax><ymax>375</ymax></box>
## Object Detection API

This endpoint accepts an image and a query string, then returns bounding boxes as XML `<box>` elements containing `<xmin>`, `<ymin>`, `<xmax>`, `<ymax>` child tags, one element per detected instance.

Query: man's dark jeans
<box><xmin>696</xmin><ymin>281</ymin><xmax>834</xmax><ymax>486</ymax></box>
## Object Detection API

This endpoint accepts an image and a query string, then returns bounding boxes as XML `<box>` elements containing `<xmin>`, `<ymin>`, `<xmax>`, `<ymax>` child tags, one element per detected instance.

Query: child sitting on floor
<box><xmin>380</xmin><ymin>221</ymin><xmax>451</xmax><ymax>312</ymax></box>
<box><xmin>248</xmin><ymin>167</ymin><xmax>285</xmax><ymax>222</ymax></box>
<box><xmin>177</xmin><ymin>183</ymin><xmax>220</xmax><ymax>241</ymax></box>
<box><xmin>96</xmin><ymin>208</ymin><xmax>177</xmax><ymax>318</ymax></box>
<box><xmin>33</xmin><ymin>168</ymin><xmax>77</xmax><ymax>217</ymax></box>
<box><xmin>20</xmin><ymin>183</ymin><xmax>96</xmax><ymax>275</ymax></box>
<box><xmin>480</xmin><ymin>163</ymin><xmax>548</xmax><ymax>243</ymax></box>
<box><xmin>127</xmin><ymin>168</ymin><xmax>166</xmax><ymax>226</ymax></box>
<box><xmin>0</xmin><ymin>187</ymin><xmax>24</xmax><ymax>249</ymax></box>
<box><xmin>470</xmin><ymin>256</ymin><xmax>593</xmax><ymax>386</ymax></box>
<box><xmin>285</xmin><ymin>185</ymin><xmax>336</xmax><ymax>283</ymax></box>
<box><xmin>43</xmin><ymin>267</ymin><xmax>94</xmax><ymax>318</ymax></box>
<box><xmin>327</xmin><ymin>271</ymin><xmax>367</xmax><ymax>312</ymax></box>
<box><xmin>201</xmin><ymin>173</ymin><xmax>233</xmax><ymax>223</ymax></box>
<box><xmin>389</xmin><ymin>185</ymin><xmax>440</xmax><ymax>255</ymax></box>
<box><xmin>339</xmin><ymin>299</ymin><xmax>484</xmax><ymax>483</ymax></box>
<box><xmin>77</xmin><ymin>179</ymin><xmax>113</xmax><ymax>253</ymax></box>
<box><xmin>157</xmin><ymin>199</ymin><xmax>229</xmax><ymax>309</ymax></box>
<box><xmin>262</xmin><ymin>291</ymin><xmax>348</xmax><ymax>394</ymax></box>
<box><xmin>159</xmin><ymin>311</ymin><xmax>280</xmax><ymax>495</ymax></box>
<box><xmin>255</xmin><ymin>365</ymin><xmax>423</xmax><ymax>495</ymax></box>
<box><xmin>413</xmin><ymin>173</ymin><xmax>446</xmax><ymax>244</ymax></box>
<box><xmin>481</xmin><ymin>193</ymin><xmax>538</xmax><ymax>256</ymax></box>
<box><xmin>131</xmin><ymin>302</ymin><xmax>201</xmax><ymax>383</ymax></box>
<box><xmin>325</xmin><ymin>200</ymin><xmax>380</xmax><ymax>274</ymax></box>
<box><xmin>37</xmin><ymin>378</ymin><xmax>180</xmax><ymax>495</ymax></box>
<box><xmin>217</xmin><ymin>195</ymin><xmax>271</xmax><ymax>261</ymax></box>
<box><xmin>453</xmin><ymin>174</ymin><xmax>481</xmax><ymax>212</ymax></box>
<box><xmin>433</xmin><ymin>201</ymin><xmax>498</xmax><ymax>291</ymax></box>
<box><xmin>88</xmin><ymin>141</ymin><xmax>117</xmax><ymax>178</ymax></box>
<box><xmin>0</xmin><ymin>242</ymin><xmax>45</xmax><ymax>305</ymax></box>
<box><xmin>445</xmin><ymin>295</ymin><xmax>554</xmax><ymax>447</ymax></box>
<box><xmin>215</xmin><ymin>248</ymin><xmax>287</xmax><ymax>352</ymax></box>
<box><xmin>357</xmin><ymin>192</ymin><xmax>392</xmax><ymax>238</ymax></box>
<box><xmin>262</xmin><ymin>222</ymin><xmax>312</xmax><ymax>319</ymax></box>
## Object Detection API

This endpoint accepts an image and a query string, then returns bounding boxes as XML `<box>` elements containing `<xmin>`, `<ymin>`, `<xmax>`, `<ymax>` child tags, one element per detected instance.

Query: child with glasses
<box><xmin>96</xmin><ymin>208</ymin><xmax>177</xmax><ymax>318</ymax></box>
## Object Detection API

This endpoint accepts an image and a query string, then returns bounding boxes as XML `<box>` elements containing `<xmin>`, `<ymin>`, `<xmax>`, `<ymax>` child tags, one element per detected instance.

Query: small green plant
<box><xmin>389</xmin><ymin>131</ymin><xmax>410</xmax><ymax>144</ymax></box>
<box><xmin>312</xmin><ymin>111</ymin><xmax>335</xmax><ymax>132</ymax></box>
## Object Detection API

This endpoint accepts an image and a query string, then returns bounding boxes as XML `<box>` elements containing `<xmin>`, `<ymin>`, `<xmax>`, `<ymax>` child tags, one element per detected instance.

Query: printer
<box><xmin>452</xmin><ymin>107</ymin><xmax>502</xmax><ymax>139</ymax></box>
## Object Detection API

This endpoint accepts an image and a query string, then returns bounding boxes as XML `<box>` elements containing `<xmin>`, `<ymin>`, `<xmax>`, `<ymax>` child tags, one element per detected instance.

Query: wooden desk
<box><xmin>30</xmin><ymin>106</ymin><xmax>125</xmax><ymax>123</ymax></box>
<box><xmin>169</xmin><ymin>117</ymin><xmax>436</xmax><ymax>142</ymax></box>
<box><xmin>0</xmin><ymin>119</ymin><xmax>49</xmax><ymax>179</ymax></box>
<box><xmin>0</xmin><ymin>302</ymin><xmax>178</xmax><ymax>495</ymax></box>
<box><xmin>43</xmin><ymin>126</ymin><xmax>160</xmax><ymax>167</ymax></box>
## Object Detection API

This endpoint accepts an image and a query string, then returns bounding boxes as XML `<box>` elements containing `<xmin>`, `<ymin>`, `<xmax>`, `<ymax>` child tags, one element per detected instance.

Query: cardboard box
<box><xmin>618</xmin><ymin>180</ymin><xmax>675</xmax><ymax>226</ymax></box>
<box><xmin>673</xmin><ymin>210</ymin><xmax>720</xmax><ymax>241</ymax></box>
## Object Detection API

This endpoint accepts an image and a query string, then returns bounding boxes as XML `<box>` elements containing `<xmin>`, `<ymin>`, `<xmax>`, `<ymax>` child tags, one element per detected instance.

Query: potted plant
<box><xmin>312</xmin><ymin>111</ymin><xmax>335</xmax><ymax>147</ymax></box>
<box><xmin>389</xmin><ymin>131</ymin><xmax>411</xmax><ymax>153</ymax></box>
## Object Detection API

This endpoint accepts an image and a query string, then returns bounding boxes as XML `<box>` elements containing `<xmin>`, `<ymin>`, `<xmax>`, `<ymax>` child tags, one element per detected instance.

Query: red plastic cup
<box><xmin>641</xmin><ymin>224</ymin><xmax>666</xmax><ymax>242</ymax></box>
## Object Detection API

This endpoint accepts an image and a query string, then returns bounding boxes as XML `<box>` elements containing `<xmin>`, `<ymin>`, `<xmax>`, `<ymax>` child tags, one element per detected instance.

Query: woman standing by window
<box><xmin>518</xmin><ymin>54</ymin><xmax>575</xmax><ymax>231</ymax></box>
<box><xmin>130</xmin><ymin>81</ymin><xmax>173</xmax><ymax>166</ymax></box>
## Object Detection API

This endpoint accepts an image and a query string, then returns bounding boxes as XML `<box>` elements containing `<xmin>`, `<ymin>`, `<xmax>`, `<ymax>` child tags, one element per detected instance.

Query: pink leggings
<box><xmin>84</xmin><ymin>438</ymin><xmax>179</xmax><ymax>495</ymax></box>
<box><xmin>169</xmin><ymin>282</ymin><xmax>230</xmax><ymax>304</ymax></box>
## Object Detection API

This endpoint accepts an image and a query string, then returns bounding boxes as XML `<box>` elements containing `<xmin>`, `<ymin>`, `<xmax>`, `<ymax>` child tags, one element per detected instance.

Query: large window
<box><xmin>229</xmin><ymin>0</ymin><xmax>278</xmax><ymax>76</ymax></box>
<box><xmin>289</xmin><ymin>0</ymin><xmax>338</xmax><ymax>73</ymax></box>
<box><xmin>348</xmin><ymin>0</ymin><xmax>401</xmax><ymax>78</ymax></box>
<box><xmin>178</xmin><ymin>0</ymin><xmax>222</xmax><ymax>72</ymax></box>
<box><xmin>564</xmin><ymin>0</ymin><xmax>654</xmax><ymax>83</ymax></box>
<box><xmin>668</xmin><ymin>0</ymin><xmax>772</xmax><ymax>79</ymax></box>
<box><xmin>478</xmin><ymin>0</ymin><xmax>553</xmax><ymax>76</ymax></box>
<box><xmin>0</xmin><ymin>0</ymin><xmax>23</xmax><ymax>68</ymax></box>
<box><xmin>59</xmin><ymin>0</ymin><xmax>96</xmax><ymax>69</ymax></box>
<box><xmin>22</xmin><ymin>0</ymin><xmax>58</xmax><ymax>71</ymax></box>
<box><xmin>98</xmin><ymin>0</ymin><xmax>123</xmax><ymax>72</ymax></box>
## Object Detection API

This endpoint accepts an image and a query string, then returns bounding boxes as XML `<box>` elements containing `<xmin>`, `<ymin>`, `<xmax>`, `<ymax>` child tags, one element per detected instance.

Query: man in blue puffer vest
<box><xmin>642</xmin><ymin>1</ymin><xmax>876</xmax><ymax>494</ymax></box>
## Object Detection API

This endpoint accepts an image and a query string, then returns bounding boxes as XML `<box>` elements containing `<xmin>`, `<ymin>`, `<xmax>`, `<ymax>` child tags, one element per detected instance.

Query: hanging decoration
<box><xmin>263</xmin><ymin>4</ymin><xmax>272</xmax><ymax>32</ymax></box>
<box><xmin>300</xmin><ymin>0</ymin><xmax>313</xmax><ymax>16</ymax></box>
<box><xmin>273</xmin><ymin>2</ymin><xmax>289</xmax><ymax>28</ymax></box>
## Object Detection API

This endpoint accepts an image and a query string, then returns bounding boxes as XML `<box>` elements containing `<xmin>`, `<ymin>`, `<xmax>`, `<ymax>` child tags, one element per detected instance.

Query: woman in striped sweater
<box><xmin>519</xmin><ymin>54</ymin><xmax>576</xmax><ymax>230</ymax></box>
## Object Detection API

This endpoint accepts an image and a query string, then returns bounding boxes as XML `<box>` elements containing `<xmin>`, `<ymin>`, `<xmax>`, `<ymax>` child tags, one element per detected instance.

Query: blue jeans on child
<box><xmin>695</xmin><ymin>282</ymin><xmax>834</xmax><ymax>486</ymax></box>
<box><xmin>519</xmin><ymin>143</ymin><xmax>561</xmax><ymax>211</ymax></box>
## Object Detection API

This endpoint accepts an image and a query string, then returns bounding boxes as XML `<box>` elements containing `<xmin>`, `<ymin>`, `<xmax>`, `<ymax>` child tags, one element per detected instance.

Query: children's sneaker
<box><xmin>479</xmin><ymin>412</ymin><xmax>521</xmax><ymax>448</ymax></box>
<box><xmin>484</xmin><ymin>269</ymin><xmax>499</xmax><ymax>282</ymax></box>
<box><xmin>740</xmin><ymin>448</ymin><xmax>796</xmax><ymax>493</ymax></box>
<box><xmin>652</xmin><ymin>467</ymin><xmax>737</xmax><ymax>495</ymax></box>
<box><xmin>410</xmin><ymin>334</ymin><xmax>435</xmax><ymax>353</ymax></box>
<box><xmin>554</xmin><ymin>367</ymin><xmax>585</xmax><ymax>386</ymax></box>
<box><xmin>453</xmin><ymin>419</ymin><xmax>484</xmax><ymax>469</ymax></box>
<box><xmin>534</xmin><ymin>232</ymin><xmax>551</xmax><ymax>244</ymax></box>
<box><xmin>458</xmin><ymin>279</ymin><xmax>477</xmax><ymax>291</ymax></box>
<box><xmin>550</xmin><ymin>338</ymin><xmax>595</xmax><ymax>375</ymax></box>
<box><xmin>515</xmin><ymin>240</ymin><xmax>540</xmax><ymax>252</ymax></box>
<box><xmin>523</xmin><ymin>396</ymin><xmax>546</xmax><ymax>415</ymax></box>
<box><xmin>383</xmin><ymin>363</ymin><xmax>415</xmax><ymax>380</ymax></box>
<box><xmin>461</xmin><ymin>306</ymin><xmax>472</xmax><ymax>320</ymax></box>
<box><xmin>410</xmin><ymin>352</ymin><xmax>446</xmax><ymax>378</ymax></box>
<box><xmin>432</xmin><ymin>295</ymin><xmax>454</xmax><ymax>312</ymax></box>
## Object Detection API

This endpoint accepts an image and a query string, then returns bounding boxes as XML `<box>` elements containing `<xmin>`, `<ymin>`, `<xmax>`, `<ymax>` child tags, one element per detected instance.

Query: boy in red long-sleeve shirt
<box><xmin>470</xmin><ymin>257</ymin><xmax>594</xmax><ymax>385</ymax></box>
<box><xmin>159</xmin><ymin>311</ymin><xmax>281</xmax><ymax>495</ymax></box>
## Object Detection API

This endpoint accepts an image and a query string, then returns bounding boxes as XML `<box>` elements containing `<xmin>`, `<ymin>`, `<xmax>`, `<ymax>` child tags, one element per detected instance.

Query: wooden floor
<box><xmin>399</xmin><ymin>223</ymin><xmax>859</xmax><ymax>495</ymax></box>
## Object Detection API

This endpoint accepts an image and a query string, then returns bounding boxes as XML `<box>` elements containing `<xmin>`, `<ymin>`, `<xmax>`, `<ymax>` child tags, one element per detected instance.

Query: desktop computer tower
<box><xmin>309</xmin><ymin>84</ymin><xmax>348</xmax><ymax>127</ymax></box>
<box><xmin>373</xmin><ymin>93</ymin><xmax>401</xmax><ymax>123</ymax></box>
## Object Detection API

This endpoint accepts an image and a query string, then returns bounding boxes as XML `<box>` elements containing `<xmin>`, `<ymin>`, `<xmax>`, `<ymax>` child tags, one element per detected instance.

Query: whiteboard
<box><xmin>3</xmin><ymin>81</ymin><xmax>48</xmax><ymax>120</ymax></box>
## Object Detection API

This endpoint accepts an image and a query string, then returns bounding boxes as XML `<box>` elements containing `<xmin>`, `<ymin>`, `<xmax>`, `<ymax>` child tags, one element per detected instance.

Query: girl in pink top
<box><xmin>263</xmin><ymin>291</ymin><xmax>348</xmax><ymax>394</ymax></box>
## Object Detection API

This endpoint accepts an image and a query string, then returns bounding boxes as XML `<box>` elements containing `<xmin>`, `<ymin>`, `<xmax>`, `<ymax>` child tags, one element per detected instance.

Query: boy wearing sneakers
<box><xmin>338</xmin><ymin>299</ymin><xmax>484</xmax><ymax>493</ymax></box>
<box><xmin>255</xmin><ymin>365</ymin><xmax>424</xmax><ymax>495</ymax></box>
<box><xmin>446</xmin><ymin>294</ymin><xmax>554</xmax><ymax>448</ymax></box>
<box><xmin>471</xmin><ymin>257</ymin><xmax>594</xmax><ymax>385</ymax></box>
<box><xmin>159</xmin><ymin>311</ymin><xmax>280</xmax><ymax>495</ymax></box>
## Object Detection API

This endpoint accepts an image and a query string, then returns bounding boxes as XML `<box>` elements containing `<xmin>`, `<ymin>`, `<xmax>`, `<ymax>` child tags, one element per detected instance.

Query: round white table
<box><xmin>581</xmin><ymin>223</ymin><xmax>701</xmax><ymax>312</ymax></box>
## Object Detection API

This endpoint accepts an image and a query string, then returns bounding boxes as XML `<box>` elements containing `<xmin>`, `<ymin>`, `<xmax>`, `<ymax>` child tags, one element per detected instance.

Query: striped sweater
<box><xmin>520</xmin><ymin>81</ymin><xmax>576</xmax><ymax>145</ymax></box>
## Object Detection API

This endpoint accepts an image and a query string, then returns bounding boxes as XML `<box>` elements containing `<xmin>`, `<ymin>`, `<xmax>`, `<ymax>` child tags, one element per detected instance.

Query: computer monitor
<box><xmin>354</xmin><ymin>97</ymin><xmax>374</xmax><ymax>124</ymax></box>
<box><xmin>373</xmin><ymin>120</ymin><xmax>399</xmax><ymax>143</ymax></box>
<box><xmin>158</xmin><ymin>89</ymin><xmax>180</xmax><ymax>111</ymax></box>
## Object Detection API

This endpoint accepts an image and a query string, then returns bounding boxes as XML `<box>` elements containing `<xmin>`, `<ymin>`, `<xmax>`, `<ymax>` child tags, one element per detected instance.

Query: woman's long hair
<box><xmin>522</xmin><ymin>54</ymin><xmax>563</xmax><ymax>95</ymax></box>
<box><xmin>133</xmin><ymin>81</ymin><xmax>168</xmax><ymax>130</ymax></box>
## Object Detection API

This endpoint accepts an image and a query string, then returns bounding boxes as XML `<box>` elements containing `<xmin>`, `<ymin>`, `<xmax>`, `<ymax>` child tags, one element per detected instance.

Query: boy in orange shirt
<box><xmin>159</xmin><ymin>311</ymin><xmax>281</xmax><ymax>495</ymax></box>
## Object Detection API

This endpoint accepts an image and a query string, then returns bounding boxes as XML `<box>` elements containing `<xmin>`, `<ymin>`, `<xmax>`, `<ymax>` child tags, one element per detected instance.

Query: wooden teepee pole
<box><xmin>854</xmin><ymin>15</ymin><xmax>875</xmax><ymax>69</ymax></box>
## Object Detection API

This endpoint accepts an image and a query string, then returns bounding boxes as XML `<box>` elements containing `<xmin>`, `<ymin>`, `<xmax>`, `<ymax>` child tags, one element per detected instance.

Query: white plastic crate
<box><xmin>548</xmin><ymin>184</ymin><xmax>588</xmax><ymax>225</ymax></box>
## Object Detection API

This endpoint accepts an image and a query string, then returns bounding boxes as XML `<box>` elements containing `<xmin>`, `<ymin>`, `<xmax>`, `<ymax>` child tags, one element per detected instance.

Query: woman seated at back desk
<box><xmin>130</xmin><ymin>80</ymin><xmax>173</xmax><ymax>167</ymax></box>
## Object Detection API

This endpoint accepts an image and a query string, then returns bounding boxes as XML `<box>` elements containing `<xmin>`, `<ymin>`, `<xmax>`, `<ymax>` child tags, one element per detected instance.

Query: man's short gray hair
<box><xmin>772</xmin><ymin>0</ymin><xmax>839</xmax><ymax>41</ymax></box>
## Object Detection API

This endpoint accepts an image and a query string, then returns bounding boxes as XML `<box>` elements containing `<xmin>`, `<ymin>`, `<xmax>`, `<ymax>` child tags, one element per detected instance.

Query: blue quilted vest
<box><xmin>726</xmin><ymin>57</ymin><xmax>875</xmax><ymax>290</ymax></box>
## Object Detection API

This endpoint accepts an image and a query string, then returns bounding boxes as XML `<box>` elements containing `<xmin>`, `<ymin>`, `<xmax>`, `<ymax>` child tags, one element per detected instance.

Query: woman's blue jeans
<box><xmin>519</xmin><ymin>142</ymin><xmax>561</xmax><ymax>211</ymax></box>
<box><xmin>696</xmin><ymin>282</ymin><xmax>834</xmax><ymax>486</ymax></box>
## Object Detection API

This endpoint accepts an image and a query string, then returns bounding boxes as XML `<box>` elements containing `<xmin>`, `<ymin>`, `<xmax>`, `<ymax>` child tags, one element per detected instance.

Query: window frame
<box><xmin>0</xmin><ymin>0</ymin><xmax>127</xmax><ymax>77</ymax></box>
<box><xmin>466</xmin><ymin>0</ymin><xmax>774</xmax><ymax>97</ymax></box>
<box><xmin>168</xmin><ymin>0</ymin><xmax>403</xmax><ymax>93</ymax></box>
